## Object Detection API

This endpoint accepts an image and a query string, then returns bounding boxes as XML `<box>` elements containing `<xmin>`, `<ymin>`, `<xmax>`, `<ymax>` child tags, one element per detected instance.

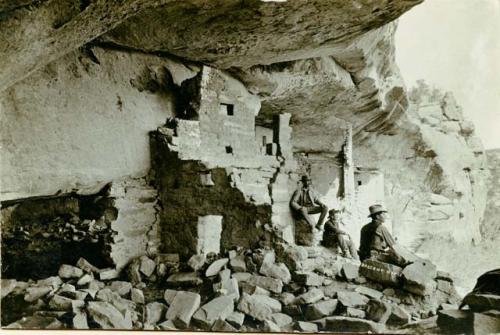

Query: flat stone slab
<box><xmin>188</xmin><ymin>254</ymin><xmax>206</xmax><ymax>271</ymax></box>
<box><xmin>305</xmin><ymin>299</ymin><xmax>338</xmax><ymax>320</ymax></box>
<box><xmin>293</xmin><ymin>271</ymin><xmax>324</xmax><ymax>286</ymax></box>
<box><xmin>76</xmin><ymin>257</ymin><xmax>99</xmax><ymax>273</ymax></box>
<box><xmin>402</xmin><ymin>261</ymin><xmax>437</xmax><ymax>296</ymax></box>
<box><xmin>295</xmin><ymin>321</ymin><xmax>318</xmax><ymax>332</ymax></box>
<box><xmin>297</xmin><ymin>288</ymin><xmax>324</xmax><ymax>304</ymax></box>
<box><xmin>226</xmin><ymin>311</ymin><xmax>245</xmax><ymax>328</ymax></box>
<box><xmin>437</xmin><ymin>309</ymin><xmax>473</xmax><ymax>334</ymax></box>
<box><xmin>337</xmin><ymin>290</ymin><xmax>369</xmax><ymax>308</ymax></box>
<box><xmin>109</xmin><ymin>281</ymin><xmax>132</xmax><ymax>296</ymax></box>
<box><xmin>463</xmin><ymin>293</ymin><xmax>500</xmax><ymax>311</ymax></box>
<box><xmin>24</xmin><ymin>286</ymin><xmax>52</xmax><ymax>302</ymax></box>
<box><xmin>192</xmin><ymin>296</ymin><xmax>234</xmax><ymax>330</ymax></box>
<box><xmin>230</xmin><ymin>255</ymin><xmax>247</xmax><ymax>272</ymax></box>
<box><xmin>325</xmin><ymin>316</ymin><xmax>385</xmax><ymax>333</ymax></box>
<box><xmin>205</xmin><ymin>258</ymin><xmax>229</xmax><ymax>277</ymax></box>
<box><xmin>245</xmin><ymin>275</ymin><xmax>283</xmax><ymax>293</ymax></box>
<box><xmin>341</xmin><ymin>262</ymin><xmax>360</xmax><ymax>281</ymax></box>
<box><xmin>355</xmin><ymin>286</ymin><xmax>383</xmax><ymax>299</ymax></box>
<box><xmin>260</xmin><ymin>262</ymin><xmax>291</xmax><ymax>284</ymax></box>
<box><xmin>165</xmin><ymin>291</ymin><xmax>201</xmax><ymax>329</ymax></box>
<box><xmin>212</xmin><ymin>319</ymin><xmax>237</xmax><ymax>332</ymax></box>
<box><xmin>99</xmin><ymin>268</ymin><xmax>120</xmax><ymax>281</ymax></box>
<box><xmin>58</xmin><ymin>264</ymin><xmax>83</xmax><ymax>279</ymax></box>
<box><xmin>270</xmin><ymin>312</ymin><xmax>293</xmax><ymax>327</ymax></box>
<box><xmin>145</xmin><ymin>301</ymin><xmax>168</xmax><ymax>325</ymax></box>
<box><xmin>139</xmin><ymin>256</ymin><xmax>156</xmax><ymax>277</ymax></box>
<box><xmin>366</xmin><ymin>299</ymin><xmax>391</xmax><ymax>323</ymax></box>
<box><xmin>237</xmin><ymin>293</ymin><xmax>281</xmax><ymax>321</ymax></box>
<box><xmin>87</xmin><ymin>301</ymin><xmax>133</xmax><ymax>329</ymax></box>
<box><xmin>166</xmin><ymin>272</ymin><xmax>203</xmax><ymax>286</ymax></box>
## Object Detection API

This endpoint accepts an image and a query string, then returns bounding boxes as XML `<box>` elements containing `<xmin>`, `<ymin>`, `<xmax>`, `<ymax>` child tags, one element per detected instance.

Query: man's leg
<box><xmin>337</xmin><ymin>235</ymin><xmax>350</xmax><ymax>257</ymax></box>
<box><xmin>307</xmin><ymin>205</ymin><xmax>328</xmax><ymax>228</ymax></box>
<box><xmin>297</xmin><ymin>207</ymin><xmax>316</xmax><ymax>227</ymax></box>
<box><xmin>346</xmin><ymin>237</ymin><xmax>359</xmax><ymax>260</ymax></box>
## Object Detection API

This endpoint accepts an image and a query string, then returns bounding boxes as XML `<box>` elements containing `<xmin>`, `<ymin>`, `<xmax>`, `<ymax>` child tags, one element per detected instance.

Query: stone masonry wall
<box><xmin>150</xmin><ymin>139</ymin><xmax>272</xmax><ymax>258</ymax></box>
<box><xmin>108</xmin><ymin>178</ymin><xmax>161</xmax><ymax>270</ymax></box>
<box><xmin>157</xmin><ymin>66</ymin><xmax>300</xmax><ymax>252</ymax></box>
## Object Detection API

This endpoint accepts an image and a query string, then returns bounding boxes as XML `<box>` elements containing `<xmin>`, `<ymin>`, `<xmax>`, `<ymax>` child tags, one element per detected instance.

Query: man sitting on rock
<box><xmin>290</xmin><ymin>175</ymin><xmax>328</xmax><ymax>229</ymax></box>
<box><xmin>322</xmin><ymin>208</ymin><xmax>359</xmax><ymax>260</ymax></box>
<box><xmin>359</xmin><ymin>204</ymin><xmax>406</xmax><ymax>266</ymax></box>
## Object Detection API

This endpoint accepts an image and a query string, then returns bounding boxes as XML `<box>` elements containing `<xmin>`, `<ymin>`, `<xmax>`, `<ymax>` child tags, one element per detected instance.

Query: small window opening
<box><xmin>262</xmin><ymin>136</ymin><xmax>267</xmax><ymax>147</ymax></box>
<box><xmin>225</xmin><ymin>146</ymin><xmax>233</xmax><ymax>154</ymax></box>
<box><xmin>220</xmin><ymin>103</ymin><xmax>234</xmax><ymax>116</ymax></box>
<box><xmin>358</xmin><ymin>181</ymin><xmax>362</xmax><ymax>186</ymax></box>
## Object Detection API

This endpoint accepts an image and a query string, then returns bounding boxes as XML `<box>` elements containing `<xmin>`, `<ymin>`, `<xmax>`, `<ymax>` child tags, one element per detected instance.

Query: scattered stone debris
<box><xmin>1</xmin><ymin>248</ymin><xmax>478</xmax><ymax>332</ymax></box>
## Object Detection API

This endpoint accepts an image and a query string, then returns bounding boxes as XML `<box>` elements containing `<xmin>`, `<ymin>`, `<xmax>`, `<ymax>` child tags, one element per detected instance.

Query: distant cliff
<box><xmin>483</xmin><ymin>148</ymin><xmax>500</xmax><ymax>239</ymax></box>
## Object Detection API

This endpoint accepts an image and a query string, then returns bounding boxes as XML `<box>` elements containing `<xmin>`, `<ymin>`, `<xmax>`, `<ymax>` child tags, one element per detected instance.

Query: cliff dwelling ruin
<box><xmin>0</xmin><ymin>0</ymin><xmax>498</xmax><ymax>333</ymax></box>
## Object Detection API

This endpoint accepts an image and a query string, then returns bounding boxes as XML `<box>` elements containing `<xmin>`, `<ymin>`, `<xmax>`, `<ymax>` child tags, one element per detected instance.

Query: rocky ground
<box><xmin>1</xmin><ymin>243</ymin><xmax>468</xmax><ymax>333</ymax></box>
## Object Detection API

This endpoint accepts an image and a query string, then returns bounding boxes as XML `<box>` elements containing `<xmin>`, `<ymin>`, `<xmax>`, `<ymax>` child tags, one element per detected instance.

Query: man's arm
<box><xmin>325</xmin><ymin>220</ymin><xmax>345</xmax><ymax>235</ymax></box>
<box><xmin>376</xmin><ymin>225</ymin><xmax>396</xmax><ymax>249</ymax></box>
<box><xmin>311</xmin><ymin>189</ymin><xmax>327</xmax><ymax>208</ymax></box>
<box><xmin>290</xmin><ymin>189</ymin><xmax>302</xmax><ymax>211</ymax></box>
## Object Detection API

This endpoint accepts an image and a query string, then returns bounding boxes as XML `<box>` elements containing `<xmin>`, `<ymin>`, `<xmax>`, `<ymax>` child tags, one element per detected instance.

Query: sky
<box><xmin>396</xmin><ymin>0</ymin><xmax>500</xmax><ymax>149</ymax></box>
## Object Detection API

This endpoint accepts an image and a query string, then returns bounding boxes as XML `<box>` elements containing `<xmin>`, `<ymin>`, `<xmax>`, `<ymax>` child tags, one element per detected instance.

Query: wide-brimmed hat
<box><xmin>368</xmin><ymin>204</ymin><xmax>387</xmax><ymax>217</ymax></box>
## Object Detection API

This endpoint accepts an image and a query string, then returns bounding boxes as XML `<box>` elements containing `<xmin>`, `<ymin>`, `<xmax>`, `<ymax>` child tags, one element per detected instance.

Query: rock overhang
<box><xmin>0</xmin><ymin>0</ymin><xmax>423</xmax><ymax>92</ymax></box>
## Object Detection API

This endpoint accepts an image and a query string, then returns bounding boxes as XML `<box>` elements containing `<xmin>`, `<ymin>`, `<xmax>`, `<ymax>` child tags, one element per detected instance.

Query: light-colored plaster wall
<box><xmin>0</xmin><ymin>47</ymin><xmax>196</xmax><ymax>201</ymax></box>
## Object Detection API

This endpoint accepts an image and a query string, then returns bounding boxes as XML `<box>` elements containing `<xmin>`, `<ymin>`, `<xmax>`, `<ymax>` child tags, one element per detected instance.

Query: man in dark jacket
<box><xmin>359</xmin><ymin>204</ymin><xmax>406</xmax><ymax>266</ymax></box>
<box><xmin>322</xmin><ymin>208</ymin><xmax>358</xmax><ymax>260</ymax></box>
<box><xmin>290</xmin><ymin>175</ymin><xmax>328</xmax><ymax>229</ymax></box>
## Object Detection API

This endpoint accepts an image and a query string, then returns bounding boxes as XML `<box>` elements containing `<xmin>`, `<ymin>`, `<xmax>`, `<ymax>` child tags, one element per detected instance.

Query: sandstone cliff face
<box><xmin>353</xmin><ymin>89</ymin><xmax>488</xmax><ymax>249</ymax></box>
<box><xmin>483</xmin><ymin>149</ymin><xmax>500</xmax><ymax>240</ymax></box>
<box><xmin>0</xmin><ymin>47</ymin><xmax>198</xmax><ymax>201</ymax></box>
<box><xmin>0</xmin><ymin>0</ymin><xmax>422</xmax><ymax>91</ymax></box>
<box><xmin>0</xmin><ymin>1</ymin><xmax>489</xmax><ymax>274</ymax></box>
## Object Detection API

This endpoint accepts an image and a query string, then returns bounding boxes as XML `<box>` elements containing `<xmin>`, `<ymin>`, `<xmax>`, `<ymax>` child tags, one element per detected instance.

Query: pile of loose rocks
<box><xmin>1</xmin><ymin>244</ymin><xmax>464</xmax><ymax>332</ymax></box>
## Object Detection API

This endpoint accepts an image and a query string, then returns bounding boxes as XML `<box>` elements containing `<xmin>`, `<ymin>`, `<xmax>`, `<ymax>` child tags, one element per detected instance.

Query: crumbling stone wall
<box><xmin>150</xmin><ymin>137</ymin><xmax>272</xmax><ymax>257</ymax></box>
<box><xmin>108</xmin><ymin>178</ymin><xmax>161</xmax><ymax>270</ymax></box>
<box><xmin>1</xmin><ymin>177</ymin><xmax>161</xmax><ymax>278</ymax></box>
<box><xmin>152</xmin><ymin>66</ymin><xmax>301</xmax><ymax>254</ymax></box>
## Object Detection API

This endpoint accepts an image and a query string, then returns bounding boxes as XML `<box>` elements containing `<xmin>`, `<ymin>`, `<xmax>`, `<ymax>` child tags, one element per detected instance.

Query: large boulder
<box><xmin>260</xmin><ymin>261</ymin><xmax>291</xmax><ymax>284</ymax></box>
<box><xmin>305</xmin><ymin>299</ymin><xmax>338</xmax><ymax>320</ymax></box>
<box><xmin>401</xmin><ymin>261</ymin><xmax>437</xmax><ymax>296</ymax></box>
<box><xmin>245</xmin><ymin>275</ymin><xmax>283</xmax><ymax>294</ymax></box>
<box><xmin>165</xmin><ymin>291</ymin><xmax>201</xmax><ymax>329</ymax></box>
<box><xmin>324</xmin><ymin>316</ymin><xmax>385</xmax><ymax>333</ymax></box>
<box><xmin>192</xmin><ymin>296</ymin><xmax>234</xmax><ymax>330</ymax></box>
<box><xmin>87</xmin><ymin>301</ymin><xmax>133</xmax><ymax>329</ymax></box>
<box><xmin>237</xmin><ymin>293</ymin><xmax>281</xmax><ymax>321</ymax></box>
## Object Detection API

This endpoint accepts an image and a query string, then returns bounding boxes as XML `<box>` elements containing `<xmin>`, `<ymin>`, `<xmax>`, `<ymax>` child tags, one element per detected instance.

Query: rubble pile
<box><xmin>1</xmin><ymin>244</ymin><xmax>465</xmax><ymax>332</ymax></box>
<box><xmin>2</xmin><ymin>215</ymin><xmax>113</xmax><ymax>245</ymax></box>
<box><xmin>1</xmin><ymin>214</ymin><xmax>115</xmax><ymax>280</ymax></box>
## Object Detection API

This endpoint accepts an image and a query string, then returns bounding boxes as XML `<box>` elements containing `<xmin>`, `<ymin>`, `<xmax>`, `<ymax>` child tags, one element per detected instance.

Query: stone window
<box><xmin>220</xmin><ymin>103</ymin><xmax>234</xmax><ymax>116</ymax></box>
<box><xmin>225</xmin><ymin>146</ymin><xmax>233</xmax><ymax>154</ymax></box>
<box><xmin>262</xmin><ymin>135</ymin><xmax>267</xmax><ymax>147</ymax></box>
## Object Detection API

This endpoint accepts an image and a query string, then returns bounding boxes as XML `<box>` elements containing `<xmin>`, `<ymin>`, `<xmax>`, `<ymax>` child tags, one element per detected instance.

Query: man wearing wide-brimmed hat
<box><xmin>322</xmin><ymin>208</ymin><xmax>358</xmax><ymax>260</ymax></box>
<box><xmin>359</xmin><ymin>204</ymin><xmax>405</xmax><ymax>266</ymax></box>
<box><xmin>290</xmin><ymin>175</ymin><xmax>328</xmax><ymax>229</ymax></box>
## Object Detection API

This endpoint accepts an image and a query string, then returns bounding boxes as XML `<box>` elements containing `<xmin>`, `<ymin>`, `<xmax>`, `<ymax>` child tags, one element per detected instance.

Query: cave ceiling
<box><xmin>1</xmin><ymin>0</ymin><xmax>421</xmax><ymax>153</ymax></box>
